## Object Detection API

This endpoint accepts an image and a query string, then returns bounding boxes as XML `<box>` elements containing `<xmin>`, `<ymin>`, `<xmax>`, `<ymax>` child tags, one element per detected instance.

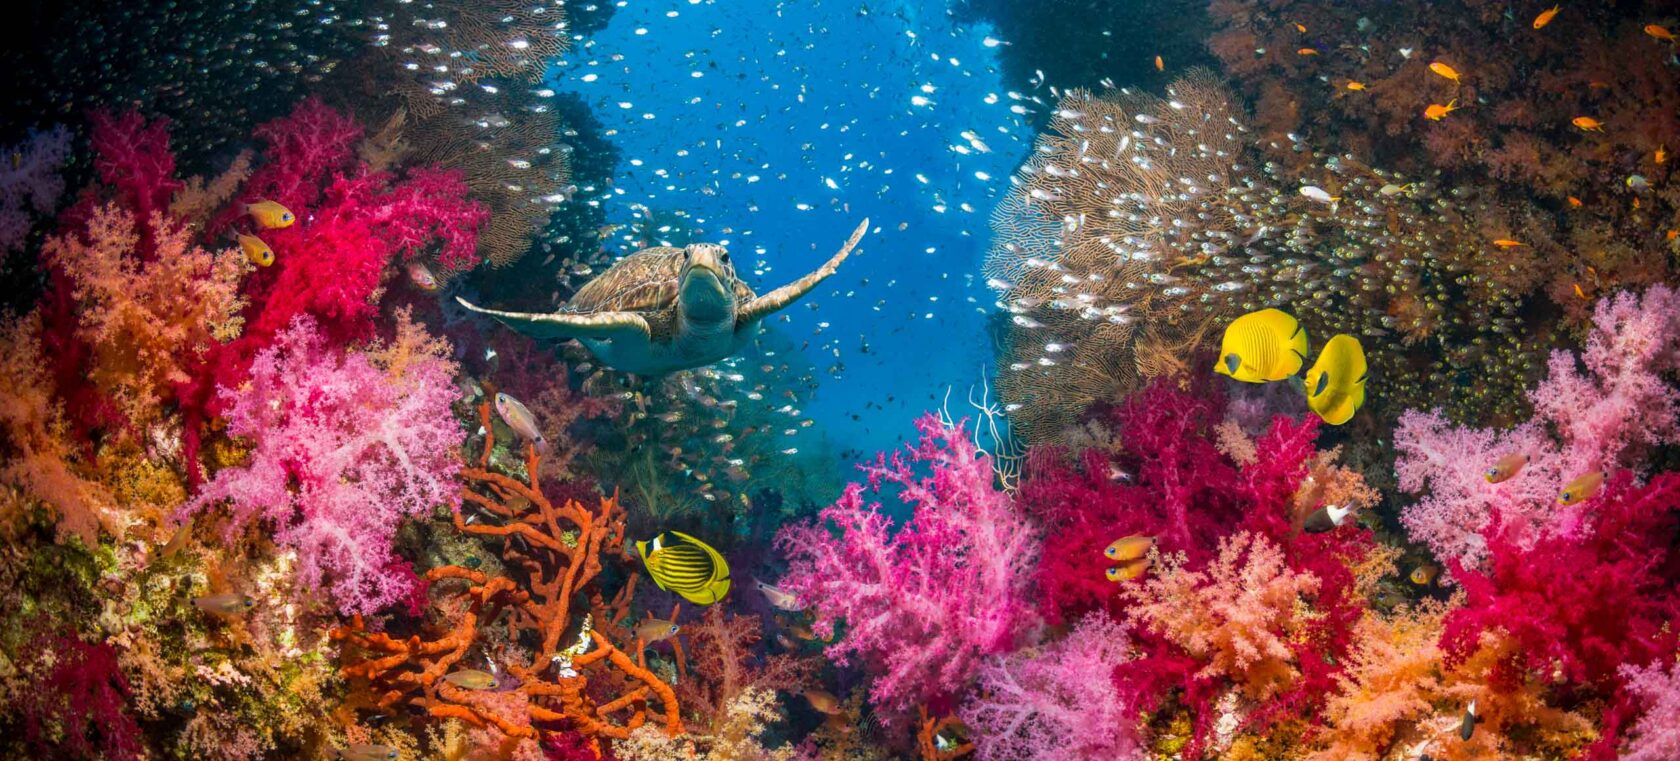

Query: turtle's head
<box><xmin>677</xmin><ymin>243</ymin><xmax>736</xmax><ymax>327</ymax></box>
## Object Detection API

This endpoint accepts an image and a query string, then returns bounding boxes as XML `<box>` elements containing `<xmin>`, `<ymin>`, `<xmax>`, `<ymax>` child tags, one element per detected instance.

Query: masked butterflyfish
<box><xmin>637</xmin><ymin>530</ymin><xmax>732</xmax><ymax>605</ymax></box>
<box><xmin>1215</xmin><ymin>309</ymin><xmax>1309</xmax><ymax>383</ymax></box>
<box><xmin>1304</xmin><ymin>334</ymin><xmax>1367</xmax><ymax>425</ymax></box>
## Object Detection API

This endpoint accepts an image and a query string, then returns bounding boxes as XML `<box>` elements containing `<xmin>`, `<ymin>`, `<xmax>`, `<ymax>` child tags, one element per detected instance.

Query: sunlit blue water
<box><xmin>554</xmin><ymin>0</ymin><xmax>1031</xmax><ymax>468</ymax></box>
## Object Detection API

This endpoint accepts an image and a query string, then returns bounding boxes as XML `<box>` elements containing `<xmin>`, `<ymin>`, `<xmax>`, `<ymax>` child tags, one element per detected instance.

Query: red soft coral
<box><xmin>13</xmin><ymin>630</ymin><xmax>144</xmax><ymax>761</ymax></box>
<box><xmin>1022</xmin><ymin>381</ymin><xmax>1245</xmax><ymax>625</ymax></box>
<box><xmin>1441</xmin><ymin>471</ymin><xmax>1680</xmax><ymax>692</ymax></box>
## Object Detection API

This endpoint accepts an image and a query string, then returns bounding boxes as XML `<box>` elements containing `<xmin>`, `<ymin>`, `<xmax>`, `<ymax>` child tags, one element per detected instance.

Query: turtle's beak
<box><xmin>682</xmin><ymin>244</ymin><xmax>730</xmax><ymax>285</ymax></box>
<box><xmin>679</xmin><ymin>244</ymin><xmax>734</xmax><ymax>322</ymax></box>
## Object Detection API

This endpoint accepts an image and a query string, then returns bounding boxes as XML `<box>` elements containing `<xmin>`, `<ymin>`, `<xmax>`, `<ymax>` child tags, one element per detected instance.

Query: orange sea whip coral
<box><xmin>333</xmin><ymin>400</ymin><xmax>681</xmax><ymax>747</ymax></box>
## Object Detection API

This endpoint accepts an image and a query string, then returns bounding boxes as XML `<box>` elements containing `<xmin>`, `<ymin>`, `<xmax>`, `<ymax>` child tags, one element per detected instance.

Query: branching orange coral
<box><xmin>1124</xmin><ymin>531</ymin><xmax>1319</xmax><ymax>700</ymax></box>
<box><xmin>333</xmin><ymin>401</ymin><xmax>682</xmax><ymax>746</ymax></box>
<box><xmin>41</xmin><ymin>202</ymin><xmax>249</xmax><ymax>434</ymax></box>
<box><xmin>917</xmin><ymin>706</ymin><xmax>975</xmax><ymax>760</ymax></box>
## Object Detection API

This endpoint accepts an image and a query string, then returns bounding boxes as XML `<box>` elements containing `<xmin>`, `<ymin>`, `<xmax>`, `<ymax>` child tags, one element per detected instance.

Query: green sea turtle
<box><xmin>458</xmin><ymin>219</ymin><xmax>868</xmax><ymax>375</ymax></box>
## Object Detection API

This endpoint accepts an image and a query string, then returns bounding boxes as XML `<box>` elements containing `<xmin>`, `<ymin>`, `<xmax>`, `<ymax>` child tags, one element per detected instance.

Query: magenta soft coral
<box><xmin>1022</xmin><ymin>381</ymin><xmax>1245</xmax><ymax>626</ymax></box>
<box><xmin>1440</xmin><ymin>470</ymin><xmax>1680</xmax><ymax>759</ymax></box>
<box><xmin>774</xmin><ymin>414</ymin><xmax>1040</xmax><ymax>715</ymax></box>
<box><xmin>14</xmin><ymin>630</ymin><xmax>143</xmax><ymax>761</ymax></box>
<box><xmin>182</xmin><ymin>316</ymin><xmax>463</xmax><ymax>615</ymax></box>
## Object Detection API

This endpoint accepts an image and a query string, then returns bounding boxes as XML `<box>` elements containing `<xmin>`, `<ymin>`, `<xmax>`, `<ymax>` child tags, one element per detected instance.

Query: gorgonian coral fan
<box><xmin>184</xmin><ymin>315</ymin><xmax>463</xmax><ymax>615</ymax></box>
<box><xmin>775</xmin><ymin>414</ymin><xmax>1041</xmax><ymax>715</ymax></box>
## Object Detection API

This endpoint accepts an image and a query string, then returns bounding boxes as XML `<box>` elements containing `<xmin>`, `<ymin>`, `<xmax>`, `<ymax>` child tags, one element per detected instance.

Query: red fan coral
<box><xmin>334</xmin><ymin>400</ymin><xmax>681</xmax><ymax>748</ymax></box>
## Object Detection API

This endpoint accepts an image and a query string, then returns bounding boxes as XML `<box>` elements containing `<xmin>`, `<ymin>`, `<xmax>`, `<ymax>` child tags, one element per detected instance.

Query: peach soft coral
<box><xmin>333</xmin><ymin>399</ymin><xmax>681</xmax><ymax>750</ymax></box>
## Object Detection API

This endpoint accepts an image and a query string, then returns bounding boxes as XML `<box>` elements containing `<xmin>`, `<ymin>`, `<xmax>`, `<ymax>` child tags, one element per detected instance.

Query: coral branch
<box><xmin>334</xmin><ymin>400</ymin><xmax>681</xmax><ymax>746</ymax></box>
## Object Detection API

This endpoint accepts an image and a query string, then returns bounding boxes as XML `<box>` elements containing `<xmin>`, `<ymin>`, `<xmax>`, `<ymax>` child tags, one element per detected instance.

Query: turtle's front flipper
<box><xmin>456</xmin><ymin>297</ymin><xmax>652</xmax><ymax>341</ymax></box>
<box><xmin>737</xmin><ymin>218</ymin><xmax>868</xmax><ymax>325</ymax></box>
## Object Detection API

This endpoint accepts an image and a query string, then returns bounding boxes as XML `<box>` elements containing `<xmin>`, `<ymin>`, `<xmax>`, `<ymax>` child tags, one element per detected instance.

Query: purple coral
<box><xmin>1397</xmin><ymin>285</ymin><xmax>1680</xmax><ymax>569</ymax></box>
<box><xmin>774</xmin><ymin>414</ymin><xmax>1040</xmax><ymax>715</ymax></box>
<box><xmin>183</xmin><ymin>316</ymin><xmax>462</xmax><ymax>615</ymax></box>
<box><xmin>0</xmin><ymin>125</ymin><xmax>70</xmax><ymax>255</ymax></box>
<box><xmin>959</xmin><ymin>612</ymin><xmax>1142</xmax><ymax>761</ymax></box>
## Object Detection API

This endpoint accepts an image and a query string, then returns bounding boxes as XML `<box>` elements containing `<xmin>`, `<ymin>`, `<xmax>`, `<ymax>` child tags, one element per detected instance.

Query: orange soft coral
<box><xmin>1124</xmin><ymin>530</ymin><xmax>1320</xmax><ymax>700</ymax></box>
<box><xmin>41</xmin><ymin>201</ymin><xmax>249</xmax><ymax>434</ymax></box>
<box><xmin>333</xmin><ymin>400</ymin><xmax>681</xmax><ymax>747</ymax></box>
<box><xmin>0</xmin><ymin>314</ymin><xmax>116</xmax><ymax>543</ymax></box>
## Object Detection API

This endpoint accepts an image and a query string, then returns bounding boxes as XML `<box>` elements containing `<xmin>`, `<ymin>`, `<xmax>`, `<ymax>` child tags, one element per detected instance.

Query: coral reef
<box><xmin>988</xmin><ymin>70</ymin><xmax>1540</xmax><ymax>444</ymax></box>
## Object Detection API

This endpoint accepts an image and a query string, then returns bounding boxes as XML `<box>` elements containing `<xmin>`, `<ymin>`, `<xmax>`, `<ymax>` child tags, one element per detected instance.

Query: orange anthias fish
<box><xmin>1297</xmin><ymin>47</ymin><xmax>1319</xmax><ymax>56</ymax></box>
<box><xmin>1492</xmin><ymin>239</ymin><xmax>1526</xmax><ymax>248</ymax></box>
<box><xmin>1345</xmin><ymin>81</ymin><xmax>1367</xmax><ymax>91</ymax></box>
<box><xmin>1646</xmin><ymin>24</ymin><xmax>1676</xmax><ymax>42</ymax></box>
<box><xmin>1424</xmin><ymin>99</ymin><xmax>1460</xmax><ymax>121</ymax></box>
<box><xmin>1484</xmin><ymin>452</ymin><xmax>1530</xmax><ymax>484</ymax></box>
<box><xmin>1572</xmin><ymin>116</ymin><xmax>1605</xmax><ymax>132</ymax></box>
<box><xmin>1558</xmin><ymin>471</ymin><xmax>1607</xmax><ymax>505</ymax></box>
<box><xmin>1429</xmin><ymin>61</ymin><xmax>1461</xmax><ymax>83</ymax></box>
<box><xmin>1154</xmin><ymin>55</ymin><xmax>1164</xmax><ymax>71</ymax></box>
<box><xmin>1657</xmin><ymin>144</ymin><xmax>1668</xmax><ymax>164</ymax></box>
<box><xmin>1568</xmin><ymin>195</ymin><xmax>1584</xmax><ymax>208</ymax></box>
<box><xmin>1533</xmin><ymin>5</ymin><xmax>1560</xmax><ymax>29</ymax></box>
<box><xmin>1295</xmin><ymin>22</ymin><xmax>1307</xmax><ymax>33</ymax></box>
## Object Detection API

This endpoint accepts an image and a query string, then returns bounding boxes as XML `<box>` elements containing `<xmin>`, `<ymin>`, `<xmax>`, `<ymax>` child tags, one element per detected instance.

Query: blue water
<box><xmin>553</xmin><ymin>0</ymin><xmax>1032</xmax><ymax>468</ymax></box>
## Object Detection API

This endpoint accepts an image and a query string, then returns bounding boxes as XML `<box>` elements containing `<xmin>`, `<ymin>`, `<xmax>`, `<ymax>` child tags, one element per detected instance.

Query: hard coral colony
<box><xmin>3</xmin><ymin>0</ymin><xmax>1680</xmax><ymax>760</ymax></box>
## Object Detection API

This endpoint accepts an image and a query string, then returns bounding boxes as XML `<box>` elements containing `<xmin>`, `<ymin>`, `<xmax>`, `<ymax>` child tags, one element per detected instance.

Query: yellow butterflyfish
<box><xmin>1215</xmin><ymin>308</ymin><xmax>1309</xmax><ymax>383</ymax></box>
<box><xmin>1304</xmin><ymin>334</ymin><xmax>1367</xmax><ymax>425</ymax></box>
<box><xmin>637</xmin><ymin>531</ymin><xmax>732</xmax><ymax>605</ymax></box>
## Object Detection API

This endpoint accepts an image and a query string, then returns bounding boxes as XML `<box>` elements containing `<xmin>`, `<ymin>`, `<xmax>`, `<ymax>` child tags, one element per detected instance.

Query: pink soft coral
<box><xmin>1397</xmin><ymin>285</ymin><xmax>1680</xmax><ymax>569</ymax></box>
<box><xmin>774</xmin><ymin>414</ymin><xmax>1040</xmax><ymax>715</ymax></box>
<box><xmin>1125</xmin><ymin>530</ymin><xmax>1320</xmax><ymax>701</ymax></box>
<box><xmin>183</xmin><ymin>316</ymin><xmax>463</xmax><ymax>614</ymax></box>
<box><xmin>1620</xmin><ymin>659</ymin><xmax>1680</xmax><ymax>761</ymax></box>
<box><xmin>959</xmin><ymin>611</ymin><xmax>1142</xmax><ymax>761</ymax></box>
